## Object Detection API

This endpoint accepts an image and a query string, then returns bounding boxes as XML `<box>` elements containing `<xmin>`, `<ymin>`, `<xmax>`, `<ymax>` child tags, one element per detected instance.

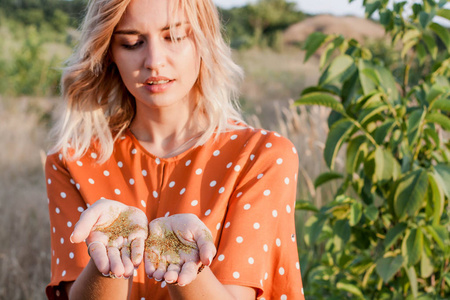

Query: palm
<box><xmin>71</xmin><ymin>199</ymin><xmax>148</xmax><ymax>278</ymax></box>
<box><xmin>144</xmin><ymin>214</ymin><xmax>216</xmax><ymax>285</ymax></box>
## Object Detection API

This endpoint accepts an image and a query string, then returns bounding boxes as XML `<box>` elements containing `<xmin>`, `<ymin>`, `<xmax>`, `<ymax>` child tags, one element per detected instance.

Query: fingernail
<box><xmin>70</xmin><ymin>233</ymin><xmax>74</xmax><ymax>243</ymax></box>
<box><xmin>147</xmin><ymin>274</ymin><xmax>153</xmax><ymax>279</ymax></box>
<box><xmin>178</xmin><ymin>283</ymin><xmax>186</xmax><ymax>287</ymax></box>
<box><xmin>154</xmin><ymin>278</ymin><xmax>162</xmax><ymax>282</ymax></box>
<box><xmin>207</xmin><ymin>256</ymin><xmax>213</xmax><ymax>266</ymax></box>
<box><xmin>102</xmin><ymin>273</ymin><xmax>109</xmax><ymax>277</ymax></box>
<box><xmin>124</xmin><ymin>276</ymin><xmax>130</xmax><ymax>280</ymax></box>
<box><xmin>165</xmin><ymin>279</ymin><xmax>174</xmax><ymax>284</ymax></box>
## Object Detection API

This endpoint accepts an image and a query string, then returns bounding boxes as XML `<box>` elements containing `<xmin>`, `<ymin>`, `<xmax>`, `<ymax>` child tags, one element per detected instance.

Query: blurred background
<box><xmin>0</xmin><ymin>0</ymin><xmax>391</xmax><ymax>298</ymax></box>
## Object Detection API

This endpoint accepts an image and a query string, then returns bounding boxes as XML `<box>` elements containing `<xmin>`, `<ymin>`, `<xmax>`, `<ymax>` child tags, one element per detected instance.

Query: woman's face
<box><xmin>110</xmin><ymin>0</ymin><xmax>201</xmax><ymax>110</ymax></box>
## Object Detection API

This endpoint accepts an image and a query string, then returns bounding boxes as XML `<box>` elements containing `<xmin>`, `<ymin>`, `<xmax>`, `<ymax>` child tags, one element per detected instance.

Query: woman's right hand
<box><xmin>70</xmin><ymin>199</ymin><xmax>148</xmax><ymax>278</ymax></box>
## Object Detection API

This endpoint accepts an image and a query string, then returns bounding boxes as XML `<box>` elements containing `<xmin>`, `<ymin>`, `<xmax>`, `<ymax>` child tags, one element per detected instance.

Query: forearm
<box><xmin>167</xmin><ymin>267</ymin><xmax>255</xmax><ymax>300</ymax></box>
<box><xmin>67</xmin><ymin>259</ymin><xmax>132</xmax><ymax>300</ymax></box>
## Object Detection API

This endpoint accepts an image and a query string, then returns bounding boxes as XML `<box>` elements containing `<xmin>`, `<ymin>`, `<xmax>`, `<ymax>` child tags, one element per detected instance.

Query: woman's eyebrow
<box><xmin>113</xmin><ymin>22</ymin><xmax>188</xmax><ymax>35</ymax></box>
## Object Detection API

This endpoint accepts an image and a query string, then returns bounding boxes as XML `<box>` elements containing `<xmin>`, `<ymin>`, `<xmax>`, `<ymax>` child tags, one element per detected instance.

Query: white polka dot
<box><xmin>257</xmin><ymin>173</ymin><xmax>264</xmax><ymax>179</ymax></box>
<box><xmin>185</xmin><ymin>160</ymin><xmax>191</xmax><ymax>166</ymax></box>
<box><xmin>284</xmin><ymin>177</ymin><xmax>290</xmax><ymax>184</ymax></box>
<box><xmin>153</xmin><ymin>191</ymin><xmax>158</xmax><ymax>198</ymax></box>
<box><xmin>293</xmin><ymin>147</ymin><xmax>297</xmax><ymax>154</ymax></box>
<box><xmin>62</xmin><ymin>270</ymin><xmax>66</xmax><ymax>277</ymax></box>
<box><xmin>250</xmin><ymin>154</ymin><xmax>255</xmax><ymax>161</ymax></box>
<box><xmin>191</xmin><ymin>200</ymin><xmax>198</xmax><ymax>206</ymax></box>
<box><xmin>56</xmin><ymin>258</ymin><xmax>60</xmax><ymax>264</ymax></box>
<box><xmin>281</xmin><ymin>294</ymin><xmax>287</xmax><ymax>300</ymax></box>
<box><xmin>266</xmin><ymin>143</ymin><xmax>272</xmax><ymax>148</ymax></box>
<box><xmin>60</xmin><ymin>238</ymin><xmax>64</xmax><ymax>244</ymax></box>
<box><xmin>118</xmin><ymin>161</ymin><xmax>123</xmax><ymax>168</ymax></box>
<box><xmin>274</xmin><ymin>133</ymin><xmax>281</xmax><ymax>137</ymax></box>
<box><xmin>76</xmin><ymin>161</ymin><xmax>83</xmax><ymax>166</ymax></box>
<box><xmin>70</xmin><ymin>179</ymin><xmax>75</xmax><ymax>185</ymax></box>
<box><xmin>205</xmin><ymin>209</ymin><xmax>211</xmax><ymax>216</ymax></box>
<box><xmin>67</xmin><ymin>221</ymin><xmax>72</xmax><ymax>228</ymax></box>
<box><xmin>131</xmin><ymin>149</ymin><xmax>137</xmax><ymax>154</ymax></box>
<box><xmin>216</xmin><ymin>223</ymin><xmax>221</xmax><ymax>230</ymax></box>
<box><xmin>302</xmin><ymin>288</ymin><xmax>304</xmax><ymax>294</ymax></box>
<box><xmin>236</xmin><ymin>236</ymin><xmax>243</xmax><ymax>243</ymax></box>
<box><xmin>55</xmin><ymin>208</ymin><xmax>60</xmax><ymax>214</ymax></box>
<box><xmin>88</xmin><ymin>178</ymin><xmax>95</xmax><ymax>184</ymax></box>
<box><xmin>225</xmin><ymin>222</ymin><xmax>231</xmax><ymax>228</ymax></box>
<box><xmin>155</xmin><ymin>158</ymin><xmax>161</xmax><ymax>165</ymax></box>
<box><xmin>264</xmin><ymin>272</ymin><xmax>268</xmax><ymax>280</ymax></box>
<box><xmin>226</xmin><ymin>162</ymin><xmax>232</xmax><ymax>168</ymax></box>
<box><xmin>277</xmin><ymin>158</ymin><xmax>283</xmax><ymax>165</ymax></box>
<box><xmin>218</xmin><ymin>254</ymin><xmax>225</xmax><ymax>261</ymax></box>
<box><xmin>129</xmin><ymin>178</ymin><xmax>135</xmax><ymax>185</ymax></box>
<box><xmin>47</xmin><ymin>179</ymin><xmax>51</xmax><ymax>184</ymax></box>
<box><xmin>52</xmin><ymin>227</ymin><xmax>56</xmax><ymax>234</ymax></box>
<box><xmin>169</xmin><ymin>181</ymin><xmax>175</xmax><ymax>188</ymax></box>
<box><xmin>286</xmin><ymin>205</ymin><xmax>292</xmax><ymax>213</ymax></box>
<box><xmin>210</xmin><ymin>181</ymin><xmax>217</xmax><ymax>187</ymax></box>
<box><xmin>77</xmin><ymin>207</ymin><xmax>84</xmax><ymax>212</ymax></box>
<box><xmin>55</xmin><ymin>290</ymin><xmax>60</xmax><ymax>297</ymax></box>
<box><xmin>58</xmin><ymin>154</ymin><xmax>63</xmax><ymax>160</ymax></box>
<box><xmin>180</xmin><ymin>188</ymin><xmax>186</xmax><ymax>195</ymax></box>
<box><xmin>248</xmin><ymin>257</ymin><xmax>254</xmax><ymax>264</ymax></box>
<box><xmin>234</xmin><ymin>165</ymin><xmax>241</xmax><ymax>172</ymax></box>
<box><xmin>52</xmin><ymin>164</ymin><xmax>57</xmax><ymax>170</ymax></box>
<box><xmin>134</xmin><ymin>269</ymin><xmax>138</xmax><ymax>277</ymax></box>
<box><xmin>142</xmin><ymin>170</ymin><xmax>147</xmax><ymax>176</ymax></box>
<box><xmin>272</xmin><ymin>210</ymin><xmax>278</xmax><ymax>217</ymax></box>
<box><xmin>261</xmin><ymin>130</ymin><xmax>267</xmax><ymax>135</ymax></box>
<box><xmin>236</xmin><ymin>192</ymin><xmax>243</xmax><ymax>197</ymax></box>
<box><xmin>253</xmin><ymin>223</ymin><xmax>260</xmax><ymax>229</ymax></box>
<box><xmin>276</xmin><ymin>238</ymin><xmax>281</xmax><ymax>247</ymax></box>
<box><xmin>140</xmin><ymin>298</ymin><xmax>145</xmax><ymax>300</ymax></box>
<box><xmin>165</xmin><ymin>212</ymin><xmax>170</xmax><ymax>217</ymax></box>
<box><xmin>233</xmin><ymin>272</ymin><xmax>240</xmax><ymax>279</ymax></box>
<box><xmin>69</xmin><ymin>252</ymin><xmax>74</xmax><ymax>259</ymax></box>
<box><xmin>296</xmin><ymin>262</ymin><xmax>300</xmax><ymax>270</ymax></box>
<box><xmin>263</xmin><ymin>244</ymin><xmax>268</xmax><ymax>252</ymax></box>
<box><xmin>195</xmin><ymin>168</ymin><xmax>202</xmax><ymax>175</ymax></box>
<box><xmin>218</xmin><ymin>187</ymin><xmax>225</xmax><ymax>194</ymax></box>
<box><xmin>291</xmin><ymin>234</ymin><xmax>296</xmax><ymax>242</ymax></box>
<box><xmin>213</xmin><ymin>150</ymin><xmax>220</xmax><ymax>156</ymax></box>
<box><xmin>91</xmin><ymin>153</ymin><xmax>98</xmax><ymax>159</ymax></box>
<box><xmin>264</xmin><ymin>190</ymin><xmax>271</xmax><ymax>196</ymax></box>
<box><xmin>103</xmin><ymin>170</ymin><xmax>110</xmax><ymax>176</ymax></box>
<box><xmin>295</xmin><ymin>173</ymin><xmax>298</xmax><ymax>181</ymax></box>
<box><xmin>141</xmin><ymin>200</ymin><xmax>146</xmax><ymax>207</ymax></box>
<box><xmin>76</xmin><ymin>183</ymin><xmax>80</xmax><ymax>190</ymax></box>
<box><xmin>60</xmin><ymin>192</ymin><xmax>66</xmax><ymax>199</ymax></box>
<box><xmin>115</xmin><ymin>189</ymin><xmax>121</xmax><ymax>195</ymax></box>
<box><xmin>161</xmin><ymin>281</ymin><xmax>166</xmax><ymax>288</ymax></box>
<box><xmin>244</xmin><ymin>204</ymin><xmax>251</xmax><ymax>210</ymax></box>
<box><xmin>231</xmin><ymin>134</ymin><xmax>238</xmax><ymax>140</ymax></box>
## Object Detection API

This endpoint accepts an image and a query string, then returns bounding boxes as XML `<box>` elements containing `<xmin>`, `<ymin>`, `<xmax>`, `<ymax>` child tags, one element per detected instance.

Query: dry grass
<box><xmin>0</xmin><ymin>48</ymin><xmax>334</xmax><ymax>298</ymax></box>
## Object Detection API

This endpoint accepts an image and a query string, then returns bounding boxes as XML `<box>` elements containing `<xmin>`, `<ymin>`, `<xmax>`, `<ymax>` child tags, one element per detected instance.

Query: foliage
<box><xmin>219</xmin><ymin>0</ymin><xmax>305</xmax><ymax>49</ymax></box>
<box><xmin>296</xmin><ymin>0</ymin><xmax>450</xmax><ymax>298</ymax></box>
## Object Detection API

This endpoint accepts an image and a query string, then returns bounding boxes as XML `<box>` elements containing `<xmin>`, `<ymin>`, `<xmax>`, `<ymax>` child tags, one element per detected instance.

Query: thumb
<box><xmin>70</xmin><ymin>208</ymin><xmax>101</xmax><ymax>243</ymax></box>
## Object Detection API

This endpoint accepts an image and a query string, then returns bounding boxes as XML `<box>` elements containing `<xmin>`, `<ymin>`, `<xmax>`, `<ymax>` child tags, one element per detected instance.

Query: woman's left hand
<box><xmin>144</xmin><ymin>214</ymin><xmax>216</xmax><ymax>286</ymax></box>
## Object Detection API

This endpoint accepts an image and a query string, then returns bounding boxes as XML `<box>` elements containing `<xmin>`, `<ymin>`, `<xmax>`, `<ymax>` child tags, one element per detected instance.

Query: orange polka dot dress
<box><xmin>45</xmin><ymin>126</ymin><xmax>305</xmax><ymax>299</ymax></box>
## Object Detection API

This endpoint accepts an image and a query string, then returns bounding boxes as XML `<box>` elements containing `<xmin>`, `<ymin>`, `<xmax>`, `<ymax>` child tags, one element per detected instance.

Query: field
<box><xmin>0</xmin><ymin>46</ymin><xmax>335</xmax><ymax>298</ymax></box>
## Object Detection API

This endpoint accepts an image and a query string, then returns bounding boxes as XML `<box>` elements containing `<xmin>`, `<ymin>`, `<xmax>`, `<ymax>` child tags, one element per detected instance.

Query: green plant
<box><xmin>295</xmin><ymin>1</ymin><xmax>450</xmax><ymax>298</ymax></box>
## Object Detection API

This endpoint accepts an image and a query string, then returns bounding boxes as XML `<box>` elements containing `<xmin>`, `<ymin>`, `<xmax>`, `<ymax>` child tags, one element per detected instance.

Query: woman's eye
<box><xmin>122</xmin><ymin>41</ymin><xmax>143</xmax><ymax>50</ymax></box>
<box><xmin>165</xmin><ymin>36</ymin><xmax>187</xmax><ymax>42</ymax></box>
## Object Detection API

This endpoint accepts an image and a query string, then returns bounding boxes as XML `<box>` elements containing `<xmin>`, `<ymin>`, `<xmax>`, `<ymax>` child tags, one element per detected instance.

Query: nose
<box><xmin>144</xmin><ymin>39</ymin><xmax>166</xmax><ymax>70</ymax></box>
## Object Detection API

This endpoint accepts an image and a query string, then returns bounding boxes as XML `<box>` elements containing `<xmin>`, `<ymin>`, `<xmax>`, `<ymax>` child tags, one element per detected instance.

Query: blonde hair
<box><xmin>50</xmin><ymin>0</ymin><xmax>244</xmax><ymax>163</ymax></box>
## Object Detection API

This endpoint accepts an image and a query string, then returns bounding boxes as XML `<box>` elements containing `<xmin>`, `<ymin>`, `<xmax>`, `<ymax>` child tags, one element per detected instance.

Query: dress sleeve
<box><xmin>211</xmin><ymin>132</ymin><xmax>305</xmax><ymax>299</ymax></box>
<box><xmin>45</xmin><ymin>153</ymin><xmax>90</xmax><ymax>300</ymax></box>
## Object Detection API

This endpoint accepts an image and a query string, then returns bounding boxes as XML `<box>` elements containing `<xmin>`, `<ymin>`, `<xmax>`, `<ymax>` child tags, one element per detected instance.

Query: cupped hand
<box><xmin>144</xmin><ymin>214</ymin><xmax>216</xmax><ymax>286</ymax></box>
<box><xmin>70</xmin><ymin>199</ymin><xmax>148</xmax><ymax>278</ymax></box>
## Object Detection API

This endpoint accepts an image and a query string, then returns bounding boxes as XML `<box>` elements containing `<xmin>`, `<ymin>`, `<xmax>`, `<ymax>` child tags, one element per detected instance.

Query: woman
<box><xmin>45</xmin><ymin>0</ymin><xmax>304</xmax><ymax>298</ymax></box>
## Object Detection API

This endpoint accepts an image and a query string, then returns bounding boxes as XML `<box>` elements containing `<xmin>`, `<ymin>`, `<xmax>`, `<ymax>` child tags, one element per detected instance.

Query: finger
<box><xmin>108</xmin><ymin>247</ymin><xmax>125</xmax><ymax>277</ymax></box>
<box><xmin>144</xmin><ymin>250</ymin><xmax>159</xmax><ymax>278</ymax></box>
<box><xmin>121</xmin><ymin>247</ymin><xmax>134</xmax><ymax>278</ymax></box>
<box><xmin>88</xmin><ymin>242</ymin><xmax>110</xmax><ymax>275</ymax></box>
<box><xmin>71</xmin><ymin>207</ymin><xmax>102</xmax><ymax>243</ymax></box>
<box><xmin>193</xmin><ymin>229</ymin><xmax>216</xmax><ymax>266</ymax></box>
<box><xmin>131</xmin><ymin>238</ymin><xmax>145</xmax><ymax>267</ymax></box>
<box><xmin>177</xmin><ymin>261</ymin><xmax>200</xmax><ymax>286</ymax></box>
<box><xmin>152</xmin><ymin>257</ymin><xmax>168</xmax><ymax>281</ymax></box>
<box><xmin>164</xmin><ymin>263</ymin><xmax>181</xmax><ymax>284</ymax></box>
<box><xmin>148</xmin><ymin>218</ymin><xmax>166</xmax><ymax>236</ymax></box>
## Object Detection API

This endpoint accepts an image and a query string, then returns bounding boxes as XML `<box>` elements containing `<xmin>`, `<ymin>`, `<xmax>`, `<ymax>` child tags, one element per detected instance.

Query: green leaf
<box><xmin>434</xmin><ymin>164</ymin><xmax>450</xmax><ymax>198</ymax></box>
<box><xmin>404</xmin><ymin>265</ymin><xmax>419</xmax><ymax>298</ymax></box>
<box><xmin>319</xmin><ymin>55</ymin><xmax>357</xmax><ymax>86</ymax></box>
<box><xmin>426</xmin><ymin>112</ymin><xmax>450</xmax><ymax>130</ymax></box>
<box><xmin>401</xmin><ymin>39</ymin><xmax>418</xmax><ymax>59</ymax></box>
<box><xmin>364</xmin><ymin>204</ymin><xmax>378</xmax><ymax>222</ymax></box>
<box><xmin>333</xmin><ymin>219</ymin><xmax>351</xmax><ymax>249</ymax></box>
<box><xmin>346</xmin><ymin>135</ymin><xmax>367</xmax><ymax>175</ymax></box>
<box><xmin>429</xmin><ymin>22</ymin><xmax>450</xmax><ymax>50</ymax></box>
<box><xmin>384</xmin><ymin>222</ymin><xmax>407</xmax><ymax>250</ymax></box>
<box><xmin>426</xmin><ymin>85</ymin><xmax>446</xmax><ymax>104</ymax></box>
<box><xmin>407</xmin><ymin>108</ymin><xmax>426</xmax><ymax>146</ymax></box>
<box><xmin>304</xmin><ymin>214</ymin><xmax>328</xmax><ymax>246</ymax></box>
<box><xmin>336</xmin><ymin>282</ymin><xmax>365</xmax><ymax>299</ymax></box>
<box><xmin>349</xmin><ymin>202</ymin><xmax>363</xmax><ymax>226</ymax></box>
<box><xmin>437</xmin><ymin>8</ymin><xmax>450</xmax><ymax>21</ymax></box>
<box><xmin>420</xmin><ymin>251</ymin><xmax>434</xmax><ymax>278</ymax></box>
<box><xmin>394</xmin><ymin>169</ymin><xmax>428</xmax><ymax>219</ymax></box>
<box><xmin>295</xmin><ymin>200</ymin><xmax>319</xmax><ymax>212</ymax></box>
<box><xmin>427</xmin><ymin>173</ymin><xmax>444</xmax><ymax>226</ymax></box>
<box><xmin>358</xmin><ymin>104</ymin><xmax>388</xmax><ymax>126</ymax></box>
<box><xmin>424</xmin><ymin>224</ymin><xmax>447</xmax><ymax>250</ymax></box>
<box><xmin>402</xmin><ymin>228</ymin><xmax>423</xmax><ymax>266</ymax></box>
<box><xmin>295</xmin><ymin>92</ymin><xmax>345</xmax><ymax>114</ymax></box>
<box><xmin>423</xmin><ymin>32</ymin><xmax>438</xmax><ymax>59</ymax></box>
<box><xmin>320</xmin><ymin>35</ymin><xmax>345</xmax><ymax>69</ymax></box>
<box><xmin>303</xmin><ymin>32</ymin><xmax>329</xmax><ymax>62</ymax></box>
<box><xmin>314</xmin><ymin>171</ymin><xmax>344</xmax><ymax>189</ymax></box>
<box><xmin>324</xmin><ymin>119</ymin><xmax>355</xmax><ymax>170</ymax></box>
<box><xmin>419</xmin><ymin>11</ymin><xmax>431</xmax><ymax>28</ymax></box>
<box><xmin>374</xmin><ymin>147</ymin><xmax>395</xmax><ymax>182</ymax></box>
<box><xmin>416</xmin><ymin>42</ymin><xmax>427</xmax><ymax>65</ymax></box>
<box><xmin>430</xmin><ymin>98</ymin><xmax>450</xmax><ymax>111</ymax></box>
<box><xmin>374</xmin><ymin>119</ymin><xmax>396</xmax><ymax>144</ymax></box>
<box><xmin>365</xmin><ymin>0</ymin><xmax>382</xmax><ymax>18</ymax></box>
<box><xmin>376</xmin><ymin>255</ymin><xmax>404</xmax><ymax>283</ymax></box>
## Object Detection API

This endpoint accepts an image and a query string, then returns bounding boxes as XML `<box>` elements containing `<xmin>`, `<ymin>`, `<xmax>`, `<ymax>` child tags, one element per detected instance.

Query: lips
<box><xmin>143</xmin><ymin>76</ymin><xmax>174</xmax><ymax>93</ymax></box>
